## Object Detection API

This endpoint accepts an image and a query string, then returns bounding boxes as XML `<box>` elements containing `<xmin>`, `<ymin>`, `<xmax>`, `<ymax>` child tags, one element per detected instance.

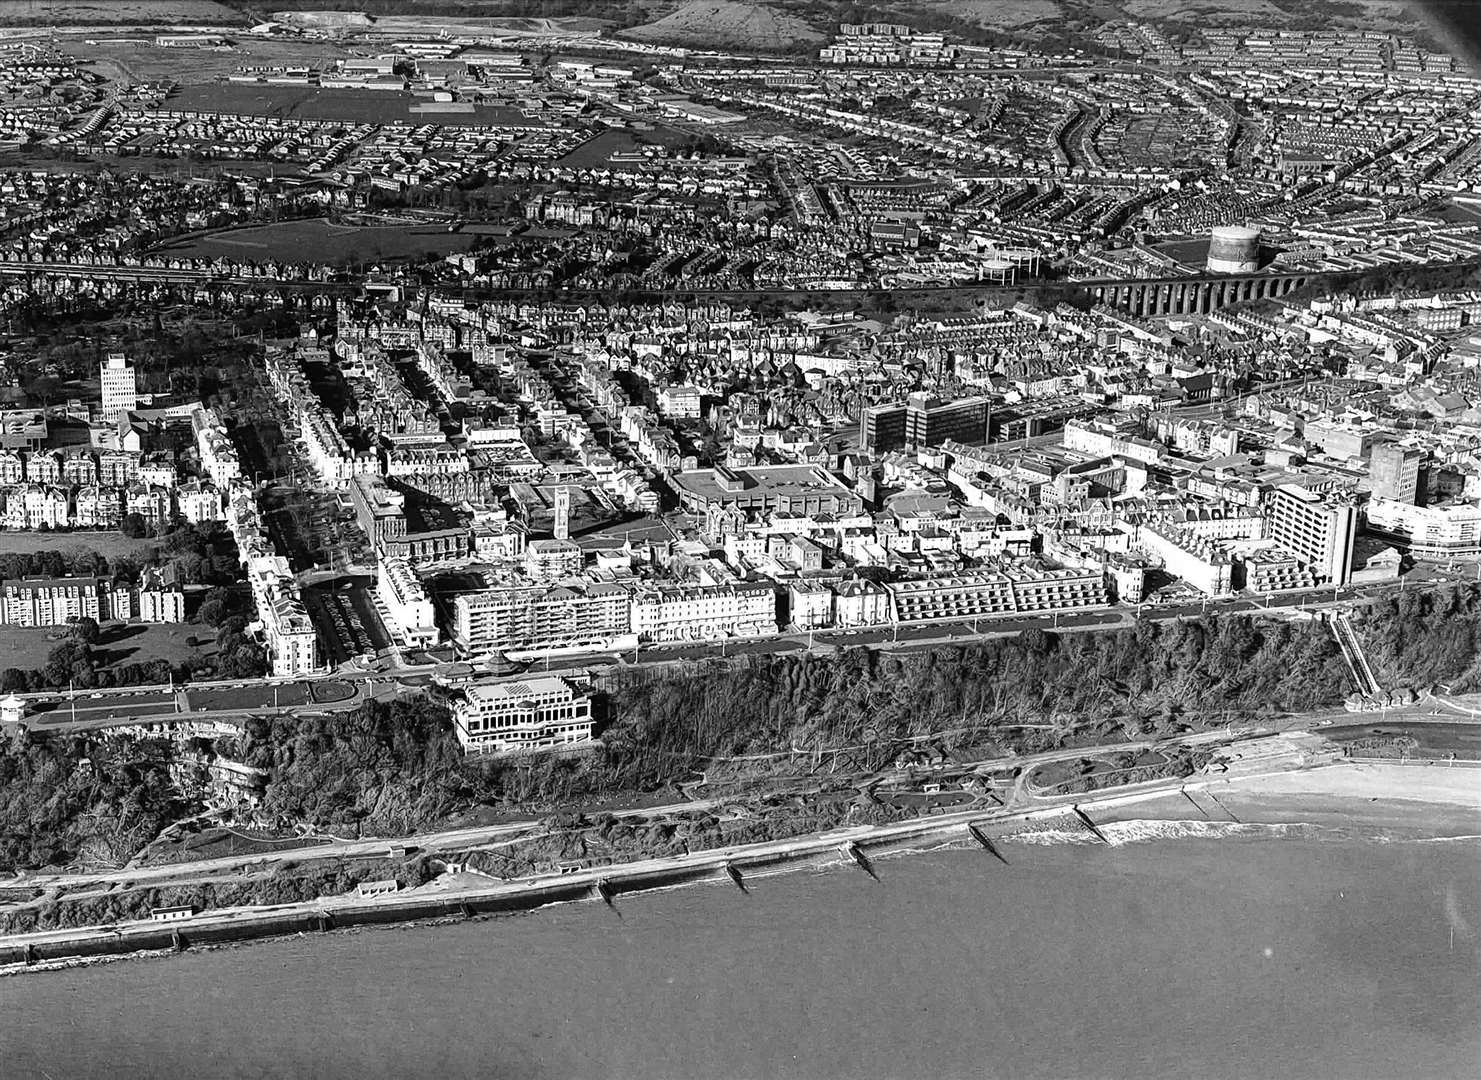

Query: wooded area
<box><xmin>1</xmin><ymin>592</ymin><xmax>1475</xmax><ymax>879</ymax></box>
<box><xmin>1356</xmin><ymin>585</ymin><xmax>1481</xmax><ymax>692</ymax></box>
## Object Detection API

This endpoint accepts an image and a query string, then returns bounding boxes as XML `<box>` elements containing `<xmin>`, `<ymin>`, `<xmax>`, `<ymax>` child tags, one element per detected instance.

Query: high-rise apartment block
<box><xmin>1369</xmin><ymin>443</ymin><xmax>1422</xmax><ymax>504</ymax></box>
<box><xmin>100</xmin><ymin>353</ymin><xmax>138</xmax><ymax>419</ymax></box>
<box><xmin>1265</xmin><ymin>484</ymin><xmax>1357</xmax><ymax>585</ymax></box>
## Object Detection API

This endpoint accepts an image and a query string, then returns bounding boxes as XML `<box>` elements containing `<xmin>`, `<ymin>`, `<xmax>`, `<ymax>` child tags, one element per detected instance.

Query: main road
<box><xmin>13</xmin><ymin>554</ymin><xmax>1460</xmax><ymax>734</ymax></box>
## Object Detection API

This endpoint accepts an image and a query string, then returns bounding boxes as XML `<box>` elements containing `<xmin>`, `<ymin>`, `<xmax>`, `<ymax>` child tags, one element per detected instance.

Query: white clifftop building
<box><xmin>100</xmin><ymin>353</ymin><xmax>138</xmax><ymax>420</ymax></box>
<box><xmin>452</xmin><ymin>676</ymin><xmax>595</xmax><ymax>755</ymax></box>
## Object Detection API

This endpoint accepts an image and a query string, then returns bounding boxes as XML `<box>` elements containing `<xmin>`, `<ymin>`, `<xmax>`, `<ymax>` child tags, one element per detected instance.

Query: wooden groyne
<box><xmin>1</xmin><ymin>781</ymin><xmax>1210</xmax><ymax>968</ymax></box>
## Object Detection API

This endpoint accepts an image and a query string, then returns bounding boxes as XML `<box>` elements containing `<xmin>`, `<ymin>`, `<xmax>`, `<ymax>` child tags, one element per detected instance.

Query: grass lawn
<box><xmin>0</xmin><ymin>625</ymin><xmax>74</xmax><ymax>671</ymax></box>
<box><xmin>0</xmin><ymin>531</ymin><xmax>159</xmax><ymax>562</ymax></box>
<box><xmin>556</xmin><ymin>124</ymin><xmax>708</xmax><ymax>170</ymax></box>
<box><xmin>0</xmin><ymin>621</ymin><xmax>216</xmax><ymax>674</ymax></box>
<box><xmin>157</xmin><ymin>219</ymin><xmax>476</xmax><ymax>265</ymax></box>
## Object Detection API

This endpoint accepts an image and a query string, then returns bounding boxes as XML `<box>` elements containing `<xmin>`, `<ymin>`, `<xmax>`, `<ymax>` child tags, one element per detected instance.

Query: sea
<box><xmin>1418</xmin><ymin>1</ymin><xmax>1481</xmax><ymax>70</ymax></box>
<box><xmin>2</xmin><ymin>829</ymin><xmax>1478</xmax><ymax>1080</ymax></box>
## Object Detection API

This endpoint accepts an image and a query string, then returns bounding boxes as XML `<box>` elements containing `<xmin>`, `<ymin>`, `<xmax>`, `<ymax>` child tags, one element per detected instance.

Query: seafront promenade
<box><xmin>6</xmin><ymin>749</ymin><xmax>1476</xmax><ymax>969</ymax></box>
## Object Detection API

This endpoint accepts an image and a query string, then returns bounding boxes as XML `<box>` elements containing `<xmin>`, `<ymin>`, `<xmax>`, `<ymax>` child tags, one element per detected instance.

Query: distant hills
<box><xmin>23</xmin><ymin>1</ymin><xmax>1460</xmax><ymax>61</ymax></box>
<box><xmin>619</xmin><ymin>1</ymin><xmax>825</xmax><ymax>50</ymax></box>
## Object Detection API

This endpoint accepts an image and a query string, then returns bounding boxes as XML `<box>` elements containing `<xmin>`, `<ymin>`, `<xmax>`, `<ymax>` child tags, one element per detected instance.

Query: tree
<box><xmin>44</xmin><ymin>640</ymin><xmax>93</xmax><ymax>689</ymax></box>
<box><xmin>196</xmin><ymin>597</ymin><xmax>227</xmax><ymax>628</ymax></box>
<box><xmin>120</xmin><ymin>513</ymin><xmax>149</xmax><ymax>539</ymax></box>
<box><xmin>68</xmin><ymin>616</ymin><xmax>101</xmax><ymax>646</ymax></box>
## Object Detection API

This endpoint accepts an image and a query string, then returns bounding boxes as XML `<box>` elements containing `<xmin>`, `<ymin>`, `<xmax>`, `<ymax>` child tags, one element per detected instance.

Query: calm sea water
<box><xmin>1419</xmin><ymin>1</ymin><xmax>1481</xmax><ymax>69</ymax></box>
<box><xmin>2</xmin><ymin>835</ymin><xmax>1478</xmax><ymax>1080</ymax></box>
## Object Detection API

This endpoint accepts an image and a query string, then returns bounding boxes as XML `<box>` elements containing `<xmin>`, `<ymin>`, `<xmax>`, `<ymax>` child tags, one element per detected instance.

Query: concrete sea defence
<box><xmin>7</xmin><ymin>761</ymin><xmax>1467</xmax><ymax>968</ymax></box>
<box><xmin>0</xmin><ymin>806</ymin><xmax>1030</xmax><ymax>967</ymax></box>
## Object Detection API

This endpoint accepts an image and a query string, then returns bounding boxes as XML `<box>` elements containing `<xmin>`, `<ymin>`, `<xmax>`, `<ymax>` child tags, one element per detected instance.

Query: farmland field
<box><xmin>0</xmin><ymin>1</ymin><xmax>240</xmax><ymax>22</ymax></box>
<box><xmin>157</xmin><ymin>218</ymin><xmax>477</xmax><ymax>265</ymax></box>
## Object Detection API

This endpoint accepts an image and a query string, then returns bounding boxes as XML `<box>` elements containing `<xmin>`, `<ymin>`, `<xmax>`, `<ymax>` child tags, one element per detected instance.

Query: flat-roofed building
<box><xmin>376</xmin><ymin>557</ymin><xmax>438</xmax><ymax>648</ymax></box>
<box><xmin>886</xmin><ymin>568</ymin><xmax>1108</xmax><ymax>623</ymax></box>
<box><xmin>860</xmin><ymin>402</ymin><xmax>907</xmax><ymax>452</ymax></box>
<box><xmin>672</xmin><ymin>464</ymin><xmax>863</xmax><ymax>517</ymax></box>
<box><xmin>0</xmin><ymin>411</ymin><xmax>47</xmax><ymax>452</ymax></box>
<box><xmin>138</xmin><ymin>566</ymin><xmax>185</xmax><ymax>624</ymax></box>
<box><xmin>524</xmin><ymin>539</ymin><xmax>583</xmax><ymax>582</ymax></box>
<box><xmin>1369</xmin><ymin>443</ymin><xmax>1421</xmax><ymax>504</ymax></box>
<box><xmin>657</xmin><ymin>385</ymin><xmax>702</xmax><ymax>419</ymax></box>
<box><xmin>452</xmin><ymin>676</ymin><xmax>595</xmax><ymax>755</ymax></box>
<box><xmin>1265</xmin><ymin>484</ymin><xmax>1357</xmax><ymax>585</ymax></box>
<box><xmin>451</xmin><ymin>581</ymin><xmax>631</xmax><ymax>656</ymax></box>
<box><xmin>100</xmin><ymin>353</ymin><xmax>137</xmax><ymax>420</ymax></box>
<box><xmin>1364</xmin><ymin>497</ymin><xmax>1481</xmax><ymax>557</ymax></box>
<box><xmin>887</xmin><ymin>571</ymin><xmax>1017</xmax><ymax>623</ymax></box>
<box><xmin>0</xmin><ymin>576</ymin><xmax>115</xmax><ymax>626</ymax></box>
<box><xmin>904</xmin><ymin>393</ymin><xmax>991</xmax><ymax>450</ymax></box>
<box><xmin>351</xmin><ymin>473</ymin><xmax>407</xmax><ymax>551</ymax></box>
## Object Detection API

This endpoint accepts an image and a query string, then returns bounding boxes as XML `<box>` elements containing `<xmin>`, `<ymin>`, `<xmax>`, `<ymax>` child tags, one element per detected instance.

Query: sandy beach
<box><xmin>1227</xmin><ymin>761</ymin><xmax>1481</xmax><ymax>811</ymax></box>
<box><xmin>1085</xmin><ymin>760</ymin><xmax>1481</xmax><ymax>841</ymax></box>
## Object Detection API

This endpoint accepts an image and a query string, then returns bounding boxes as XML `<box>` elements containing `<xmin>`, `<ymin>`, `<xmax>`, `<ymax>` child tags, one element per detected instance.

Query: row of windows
<box><xmin>464</xmin><ymin>723</ymin><xmax>592</xmax><ymax>745</ymax></box>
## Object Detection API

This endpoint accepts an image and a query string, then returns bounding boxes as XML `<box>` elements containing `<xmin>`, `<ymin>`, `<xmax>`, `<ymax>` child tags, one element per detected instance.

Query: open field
<box><xmin>1116</xmin><ymin>0</ymin><xmax>1427</xmax><ymax>36</ymax></box>
<box><xmin>925</xmin><ymin>1</ymin><xmax>1063</xmax><ymax>29</ymax></box>
<box><xmin>0</xmin><ymin>621</ymin><xmax>213</xmax><ymax>673</ymax></box>
<box><xmin>69</xmin><ymin>36</ymin><xmax>347</xmax><ymax>86</ymax></box>
<box><xmin>1123</xmin><ymin>0</ymin><xmax>1285</xmax><ymax>19</ymax></box>
<box><xmin>619</xmin><ymin>1</ymin><xmax>824</xmax><ymax>50</ymax></box>
<box><xmin>0</xmin><ymin>531</ymin><xmax>158</xmax><ymax>561</ymax></box>
<box><xmin>157</xmin><ymin>218</ymin><xmax>476</xmax><ymax>265</ymax></box>
<box><xmin>333</xmin><ymin>13</ymin><xmax>613</xmax><ymax>37</ymax></box>
<box><xmin>0</xmin><ymin>0</ymin><xmax>240</xmax><ymax>23</ymax></box>
<box><xmin>166</xmin><ymin>82</ymin><xmax>426</xmax><ymax>123</ymax></box>
<box><xmin>163</xmin><ymin>82</ymin><xmax>539</xmax><ymax>126</ymax></box>
<box><xmin>556</xmin><ymin>124</ymin><xmax>701</xmax><ymax>170</ymax></box>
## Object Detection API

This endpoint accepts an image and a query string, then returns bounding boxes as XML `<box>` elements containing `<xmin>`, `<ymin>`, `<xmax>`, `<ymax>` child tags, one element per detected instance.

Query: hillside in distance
<box><xmin>228</xmin><ymin>1</ymin><xmax>1452</xmax><ymax>53</ymax></box>
<box><xmin>619</xmin><ymin>0</ymin><xmax>825</xmax><ymax>49</ymax></box>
